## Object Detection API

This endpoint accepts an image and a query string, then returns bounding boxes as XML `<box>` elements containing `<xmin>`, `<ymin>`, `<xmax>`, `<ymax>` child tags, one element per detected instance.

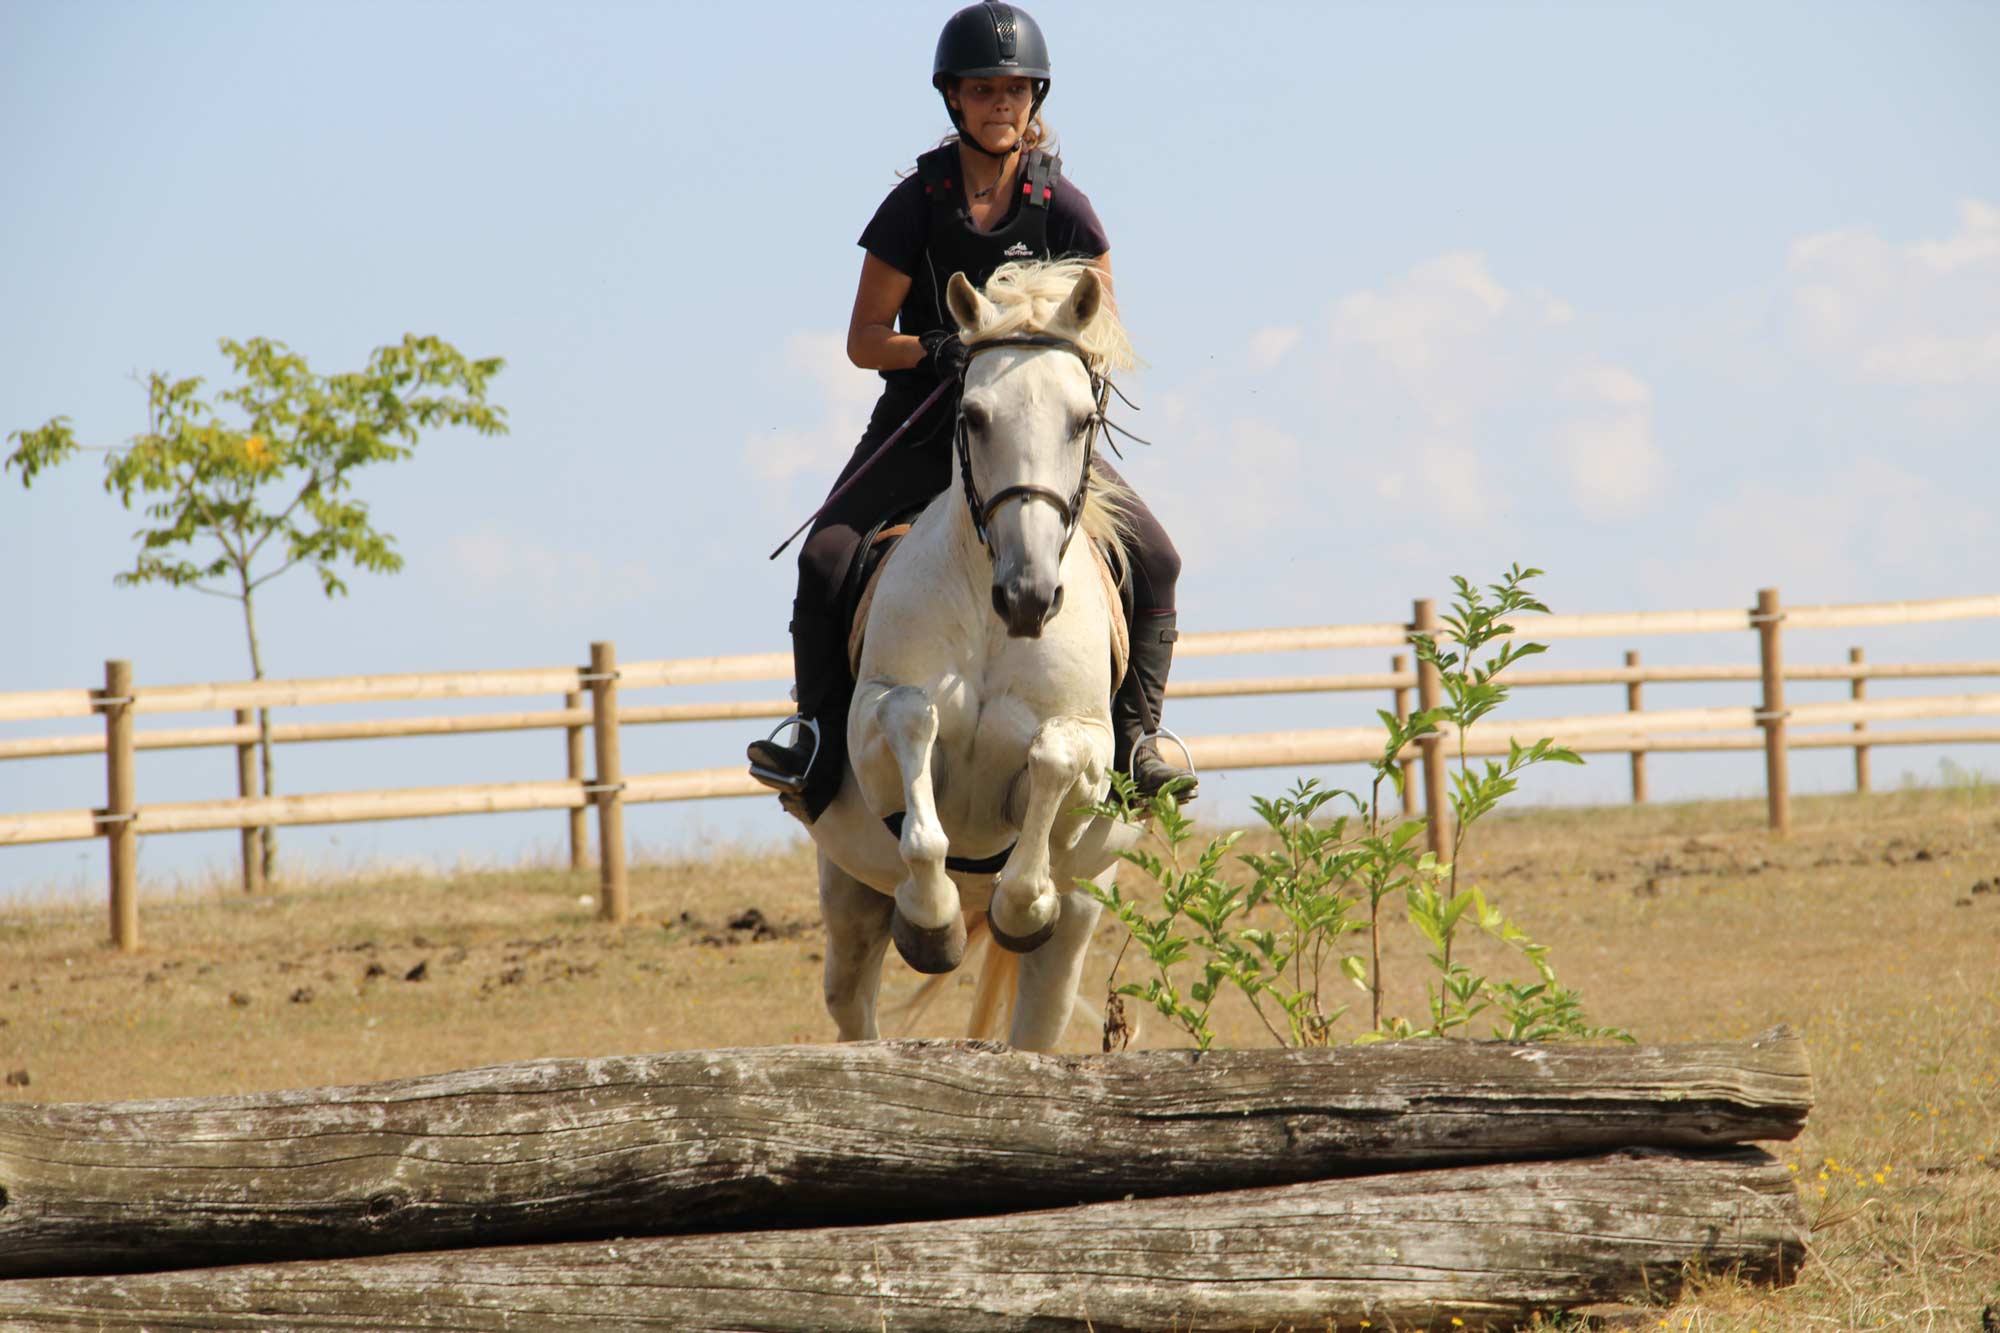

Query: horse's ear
<box><xmin>1049</xmin><ymin>268</ymin><xmax>1105</xmax><ymax>340</ymax></box>
<box><xmin>946</xmin><ymin>272</ymin><xmax>997</xmax><ymax>336</ymax></box>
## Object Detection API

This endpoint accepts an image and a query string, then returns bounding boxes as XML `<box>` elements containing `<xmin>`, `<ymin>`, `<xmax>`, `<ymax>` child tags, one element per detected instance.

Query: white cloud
<box><xmin>1786</xmin><ymin>198</ymin><xmax>2000</xmax><ymax>388</ymax></box>
<box><xmin>1550</xmin><ymin>365</ymin><xmax>1664</xmax><ymax>518</ymax></box>
<box><xmin>1246</xmin><ymin>325</ymin><xmax>1302</xmax><ymax>372</ymax></box>
<box><xmin>1552</xmin><ymin>414</ymin><xmax>1664</xmax><ymax>519</ymax></box>
<box><xmin>1639</xmin><ymin>458</ymin><xmax>1992</xmax><ymax>605</ymax></box>
<box><xmin>1564</xmin><ymin>365</ymin><xmax>1653</xmax><ymax>409</ymax></box>
<box><xmin>446</xmin><ymin>529</ymin><xmax>656</xmax><ymax>612</ymax></box>
<box><xmin>1331</xmin><ymin>251</ymin><xmax>1511</xmax><ymax>377</ymax></box>
<box><xmin>744</xmin><ymin>333</ymin><xmax>878</xmax><ymax>486</ymax></box>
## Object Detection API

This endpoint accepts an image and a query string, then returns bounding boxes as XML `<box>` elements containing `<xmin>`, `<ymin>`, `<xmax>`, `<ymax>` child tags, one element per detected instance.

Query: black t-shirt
<box><xmin>858</xmin><ymin>161</ymin><xmax>1111</xmax><ymax>306</ymax></box>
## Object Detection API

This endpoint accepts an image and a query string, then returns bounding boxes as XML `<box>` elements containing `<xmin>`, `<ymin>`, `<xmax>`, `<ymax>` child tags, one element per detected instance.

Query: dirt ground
<box><xmin>4</xmin><ymin>783</ymin><xmax>1998</xmax><ymax>1329</ymax></box>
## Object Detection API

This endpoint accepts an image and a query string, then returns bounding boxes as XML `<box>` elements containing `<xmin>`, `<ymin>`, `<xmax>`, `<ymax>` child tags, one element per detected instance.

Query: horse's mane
<box><xmin>966</xmin><ymin>259</ymin><xmax>1139</xmax><ymax>556</ymax></box>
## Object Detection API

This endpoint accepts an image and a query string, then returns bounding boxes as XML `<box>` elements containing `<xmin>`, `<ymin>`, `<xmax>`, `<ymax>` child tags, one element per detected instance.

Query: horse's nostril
<box><xmin>1047</xmin><ymin>585</ymin><xmax>1065</xmax><ymax>622</ymax></box>
<box><xmin>992</xmin><ymin>585</ymin><xmax>1010</xmax><ymax>620</ymax></box>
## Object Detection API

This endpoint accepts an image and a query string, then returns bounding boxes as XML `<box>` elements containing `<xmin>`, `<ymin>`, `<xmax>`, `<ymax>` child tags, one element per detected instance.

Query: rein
<box><xmin>954</xmin><ymin>334</ymin><xmax>1111</xmax><ymax>559</ymax></box>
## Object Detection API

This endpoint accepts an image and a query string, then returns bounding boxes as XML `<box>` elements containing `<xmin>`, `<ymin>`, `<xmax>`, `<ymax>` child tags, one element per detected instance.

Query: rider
<box><xmin>748</xmin><ymin>0</ymin><xmax>1195</xmax><ymax>820</ymax></box>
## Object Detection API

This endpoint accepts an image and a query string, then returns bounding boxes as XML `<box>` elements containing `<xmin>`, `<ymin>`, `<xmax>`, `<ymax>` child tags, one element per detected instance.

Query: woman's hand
<box><xmin>918</xmin><ymin>329</ymin><xmax>969</xmax><ymax>380</ymax></box>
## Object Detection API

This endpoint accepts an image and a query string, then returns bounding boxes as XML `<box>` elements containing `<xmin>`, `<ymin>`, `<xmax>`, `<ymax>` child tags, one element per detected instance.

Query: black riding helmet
<box><xmin>932</xmin><ymin>2</ymin><xmax>1051</xmax><ymax>155</ymax></box>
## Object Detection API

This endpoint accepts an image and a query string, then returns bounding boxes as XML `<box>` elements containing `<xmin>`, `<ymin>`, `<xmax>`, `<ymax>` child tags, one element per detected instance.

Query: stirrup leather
<box><xmin>748</xmin><ymin>714</ymin><xmax>821</xmax><ymax>794</ymax></box>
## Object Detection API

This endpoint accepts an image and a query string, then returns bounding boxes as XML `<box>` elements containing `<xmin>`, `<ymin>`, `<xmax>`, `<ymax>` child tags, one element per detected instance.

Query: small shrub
<box><xmin>1087</xmin><ymin>566</ymin><xmax>1630</xmax><ymax>1049</ymax></box>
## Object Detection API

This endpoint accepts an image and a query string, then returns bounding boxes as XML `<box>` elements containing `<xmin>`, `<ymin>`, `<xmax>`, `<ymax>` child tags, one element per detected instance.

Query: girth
<box><xmin>881</xmin><ymin>811</ymin><xmax>1017</xmax><ymax>877</ymax></box>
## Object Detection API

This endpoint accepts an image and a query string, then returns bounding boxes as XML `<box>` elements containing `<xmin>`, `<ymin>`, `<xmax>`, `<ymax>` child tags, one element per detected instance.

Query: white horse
<box><xmin>802</xmin><ymin>258</ymin><xmax>1142</xmax><ymax>1052</ymax></box>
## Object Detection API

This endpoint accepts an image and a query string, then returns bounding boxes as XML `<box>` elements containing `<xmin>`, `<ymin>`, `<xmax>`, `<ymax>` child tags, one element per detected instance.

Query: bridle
<box><xmin>954</xmin><ymin>334</ymin><xmax>1110</xmax><ymax>559</ymax></box>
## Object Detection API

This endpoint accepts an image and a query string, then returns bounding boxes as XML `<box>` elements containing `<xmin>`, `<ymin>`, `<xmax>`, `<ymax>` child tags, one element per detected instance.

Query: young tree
<box><xmin>7</xmin><ymin>334</ymin><xmax>507</xmax><ymax>881</ymax></box>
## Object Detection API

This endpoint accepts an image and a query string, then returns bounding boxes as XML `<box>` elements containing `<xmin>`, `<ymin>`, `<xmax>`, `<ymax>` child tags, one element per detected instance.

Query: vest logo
<box><xmin>1002</xmin><ymin>243</ymin><xmax>1033</xmax><ymax>258</ymax></box>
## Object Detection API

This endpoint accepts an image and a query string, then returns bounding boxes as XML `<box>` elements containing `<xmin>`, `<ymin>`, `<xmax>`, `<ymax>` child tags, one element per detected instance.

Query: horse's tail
<box><xmin>963</xmin><ymin>914</ymin><xmax>1018</xmax><ymax>1042</ymax></box>
<box><xmin>885</xmin><ymin>913</ymin><xmax>1020</xmax><ymax>1043</ymax></box>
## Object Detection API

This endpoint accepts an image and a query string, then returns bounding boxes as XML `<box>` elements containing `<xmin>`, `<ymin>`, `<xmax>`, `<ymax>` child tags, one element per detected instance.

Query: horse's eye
<box><xmin>1073</xmin><ymin>414</ymin><xmax>1097</xmax><ymax>439</ymax></box>
<box><xmin>963</xmin><ymin>404</ymin><xmax>990</xmax><ymax>434</ymax></box>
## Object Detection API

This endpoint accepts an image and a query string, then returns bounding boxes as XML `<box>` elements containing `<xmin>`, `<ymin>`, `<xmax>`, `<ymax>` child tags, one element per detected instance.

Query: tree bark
<box><xmin>0</xmin><ymin>1149</ymin><xmax>1807</xmax><ymax>1332</ymax></box>
<box><xmin>0</xmin><ymin>1032</ymin><xmax>1811</xmax><ymax>1281</ymax></box>
<box><xmin>238</xmin><ymin>580</ymin><xmax>276</xmax><ymax>882</ymax></box>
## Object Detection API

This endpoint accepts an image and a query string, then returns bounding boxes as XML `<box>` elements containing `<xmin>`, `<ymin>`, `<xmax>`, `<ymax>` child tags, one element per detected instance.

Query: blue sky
<box><xmin>4</xmin><ymin>2</ymin><xmax>1996</xmax><ymax>898</ymax></box>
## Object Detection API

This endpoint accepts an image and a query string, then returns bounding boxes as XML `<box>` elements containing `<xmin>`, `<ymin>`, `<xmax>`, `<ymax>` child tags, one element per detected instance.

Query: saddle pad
<box><xmin>849</xmin><ymin>535</ymin><xmax>1130</xmax><ymax>691</ymax></box>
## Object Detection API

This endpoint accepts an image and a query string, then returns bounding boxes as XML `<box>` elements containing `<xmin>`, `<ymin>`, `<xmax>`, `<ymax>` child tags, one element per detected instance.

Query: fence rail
<box><xmin>4</xmin><ymin>587</ymin><xmax>1997</xmax><ymax>951</ymax></box>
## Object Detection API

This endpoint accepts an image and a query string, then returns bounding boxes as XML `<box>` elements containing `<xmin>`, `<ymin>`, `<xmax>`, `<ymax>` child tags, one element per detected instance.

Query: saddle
<box><xmin>845</xmin><ymin>522</ymin><xmax>1130</xmax><ymax>689</ymax></box>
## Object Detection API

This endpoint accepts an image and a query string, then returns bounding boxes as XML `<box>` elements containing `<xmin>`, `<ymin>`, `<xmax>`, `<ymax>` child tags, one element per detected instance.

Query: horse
<box><xmin>800</xmin><ymin>257</ymin><xmax>1144</xmax><ymax>1053</ymax></box>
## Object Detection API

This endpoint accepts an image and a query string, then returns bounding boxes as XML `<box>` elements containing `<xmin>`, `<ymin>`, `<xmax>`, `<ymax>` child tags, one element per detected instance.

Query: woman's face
<box><xmin>949</xmin><ymin>76</ymin><xmax>1034</xmax><ymax>155</ymax></box>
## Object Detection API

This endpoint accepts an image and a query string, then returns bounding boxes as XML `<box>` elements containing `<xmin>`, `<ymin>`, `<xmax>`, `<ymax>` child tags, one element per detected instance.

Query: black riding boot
<box><xmin>747</xmin><ymin>602</ymin><xmax>845</xmax><ymax>816</ymax></box>
<box><xmin>1113</xmin><ymin>611</ymin><xmax>1197</xmax><ymax>802</ymax></box>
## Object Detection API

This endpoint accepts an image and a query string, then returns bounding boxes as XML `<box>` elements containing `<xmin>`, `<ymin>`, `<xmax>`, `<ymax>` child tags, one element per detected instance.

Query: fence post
<box><xmin>1849</xmin><ymin>646</ymin><xmax>1869</xmax><ymax>794</ymax></box>
<box><xmin>1391</xmin><ymin>652</ymin><xmax>1416</xmax><ymax>817</ymax></box>
<box><xmin>1625</xmin><ymin>650</ymin><xmax>1648</xmax><ymax>805</ymax></box>
<box><xmin>234</xmin><ymin>709</ymin><xmax>265</xmax><ymax>895</ymax></box>
<box><xmin>102</xmin><ymin>660</ymin><xmax>138</xmax><ymax>952</ymax></box>
<box><xmin>1411</xmin><ymin>599</ymin><xmax>1451</xmax><ymax>855</ymax></box>
<box><xmin>1755</xmin><ymin>588</ymin><xmax>1790</xmax><ymax>835</ymax></box>
<box><xmin>564</xmin><ymin>690</ymin><xmax>589</xmax><ymax>870</ymax></box>
<box><xmin>587</xmin><ymin>641</ymin><xmax>629</xmax><ymax>924</ymax></box>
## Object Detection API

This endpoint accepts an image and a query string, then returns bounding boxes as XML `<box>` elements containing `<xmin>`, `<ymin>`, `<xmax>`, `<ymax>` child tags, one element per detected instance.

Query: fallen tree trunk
<box><xmin>0</xmin><ymin>1030</ymin><xmax>1811</xmax><ymax>1280</ymax></box>
<box><xmin>0</xmin><ymin>1149</ymin><xmax>1808</xmax><ymax>1332</ymax></box>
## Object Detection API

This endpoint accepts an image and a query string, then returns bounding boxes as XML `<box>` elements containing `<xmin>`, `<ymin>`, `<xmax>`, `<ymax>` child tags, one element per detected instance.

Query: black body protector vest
<box><xmin>898</xmin><ymin>144</ymin><xmax>1062</xmax><ymax>352</ymax></box>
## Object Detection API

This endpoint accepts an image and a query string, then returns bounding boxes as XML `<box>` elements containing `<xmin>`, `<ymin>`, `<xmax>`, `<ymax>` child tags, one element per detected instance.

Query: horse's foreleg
<box><xmin>989</xmin><ymin>716</ymin><xmax>1103</xmax><ymax>954</ymax></box>
<box><xmin>872</xmin><ymin>685</ymin><xmax>967</xmax><ymax>975</ymax></box>
<box><xmin>817</xmin><ymin>854</ymin><xmax>894</xmax><ymax>1041</ymax></box>
<box><xmin>1011</xmin><ymin>885</ymin><xmax>1104</xmax><ymax>1051</ymax></box>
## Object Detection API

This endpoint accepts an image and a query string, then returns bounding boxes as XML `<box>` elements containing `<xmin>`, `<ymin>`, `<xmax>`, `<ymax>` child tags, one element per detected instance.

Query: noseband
<box><xmin>954</xmin><ymin>334</ymin><xmax>1108</xmax><ymax>558</ymax></box>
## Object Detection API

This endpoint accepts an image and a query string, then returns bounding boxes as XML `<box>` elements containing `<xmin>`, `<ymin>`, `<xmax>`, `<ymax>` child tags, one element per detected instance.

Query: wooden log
<box><xmin>233</xmin><ymin>708</ymin><xmax>264</xmax><ymax>896</ymax></box>
<box><xmin>133</xmin><ymin>666</ymin><xmax>587</xmax><ymax>715</ymax></box>
<box><xmin>0</xmin><ymin>1149</ymin><xmax>1807</xmax><ymax>1331</ymax></box>
<box><xmin>0</xmin><ymin>1033</ymin><xmax>1812</xmax><ymax>1281</ymax></box>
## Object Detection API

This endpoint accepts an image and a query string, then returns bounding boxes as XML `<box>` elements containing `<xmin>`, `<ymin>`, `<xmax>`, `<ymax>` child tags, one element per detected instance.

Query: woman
<box><xmin>749</xmin><ymin>0</ymin><xmax>1193</xmax><ymax>820</ymax></box>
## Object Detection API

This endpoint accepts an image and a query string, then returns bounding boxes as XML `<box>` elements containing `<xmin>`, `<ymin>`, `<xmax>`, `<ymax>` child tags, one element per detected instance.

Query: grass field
<box><xmin>4</xmin><ymin>784</ymin><xmax>1997</xmax><ymax>1330</ymax></box>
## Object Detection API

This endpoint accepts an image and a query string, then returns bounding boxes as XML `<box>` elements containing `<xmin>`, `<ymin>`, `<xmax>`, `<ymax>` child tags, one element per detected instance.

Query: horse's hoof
<box><xmin>891</xmin><ymin>910</ymin><xmax>967</xmax><ymax>975</ymax></box>
<box><xmin>987</xmin><ymin>898</ymin><xmax>1060</xmax><ymax>955</ymax></box>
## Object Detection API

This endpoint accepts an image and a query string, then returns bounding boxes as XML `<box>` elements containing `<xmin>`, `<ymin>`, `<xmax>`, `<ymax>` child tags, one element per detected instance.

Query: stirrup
<box><xmin>1131</xmin><ymin>726</ymin><xmax>1197</xmax><ymax>780</ymax></box>
<box><xmin>748</xmin><ymin>714</ymin><xmax>821</xmax><ymax>794</ymax></box>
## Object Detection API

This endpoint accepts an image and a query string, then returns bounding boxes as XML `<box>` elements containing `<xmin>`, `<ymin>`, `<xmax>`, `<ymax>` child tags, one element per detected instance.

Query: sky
<box><xmin>3</xmin><ymin>1</ymin><xmax>1997</xmax><ymax>900</ymax></box>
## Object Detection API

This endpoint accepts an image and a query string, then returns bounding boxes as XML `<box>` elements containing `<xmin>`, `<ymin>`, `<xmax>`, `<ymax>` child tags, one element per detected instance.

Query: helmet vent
<box><xmin>992</xmin><ymin>5</ymin><xmax>1018</xmax><ymax>59</ymax></box>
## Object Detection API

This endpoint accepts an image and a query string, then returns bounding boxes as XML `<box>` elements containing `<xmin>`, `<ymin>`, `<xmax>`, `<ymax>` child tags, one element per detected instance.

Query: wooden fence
<box><xmin>3</xmin><ymin>587</ymin><xmax>1997</xmax><ymax>952</ymax></box>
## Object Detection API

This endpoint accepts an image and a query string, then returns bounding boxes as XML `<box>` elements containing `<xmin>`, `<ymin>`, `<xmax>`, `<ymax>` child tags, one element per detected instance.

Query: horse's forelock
<box><xmin>965</xmin><ymin>259</ymin><xmax>1138</xmax><ymax>375</ymax></box>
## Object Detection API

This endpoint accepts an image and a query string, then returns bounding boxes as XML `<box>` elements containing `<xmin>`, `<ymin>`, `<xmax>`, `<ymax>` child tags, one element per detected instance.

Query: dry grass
<box><xmin>3</xmin><ymin>784</ymin><xmax>1998</xmax><ymax>1329</ymax></box>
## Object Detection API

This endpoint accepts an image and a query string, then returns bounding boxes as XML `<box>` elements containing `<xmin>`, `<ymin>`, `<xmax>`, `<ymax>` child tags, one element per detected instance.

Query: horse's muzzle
<box><xmin>993</xmin><ymin>577</ymin><xmax>1064</xmax><ymax>638</ymax></box>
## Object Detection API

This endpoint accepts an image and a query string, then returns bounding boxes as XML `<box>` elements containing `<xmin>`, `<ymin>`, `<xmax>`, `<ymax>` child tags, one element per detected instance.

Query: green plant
<box><xmin>8</xmin><ymin>335</ymin><xmax>506</xmax><ymax>878</ymax></box>
<box><xmin>1087</xmin><ymin>566</ymin><xmax>1629</xmax><ymax>1049</ymax></box>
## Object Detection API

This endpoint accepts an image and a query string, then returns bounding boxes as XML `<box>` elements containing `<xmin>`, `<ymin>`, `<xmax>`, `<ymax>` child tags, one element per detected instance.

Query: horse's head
<box><xmin>946</xmin><ymin>265</ymin><xmax>1110</xmax><ymax>639</ymax></box>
